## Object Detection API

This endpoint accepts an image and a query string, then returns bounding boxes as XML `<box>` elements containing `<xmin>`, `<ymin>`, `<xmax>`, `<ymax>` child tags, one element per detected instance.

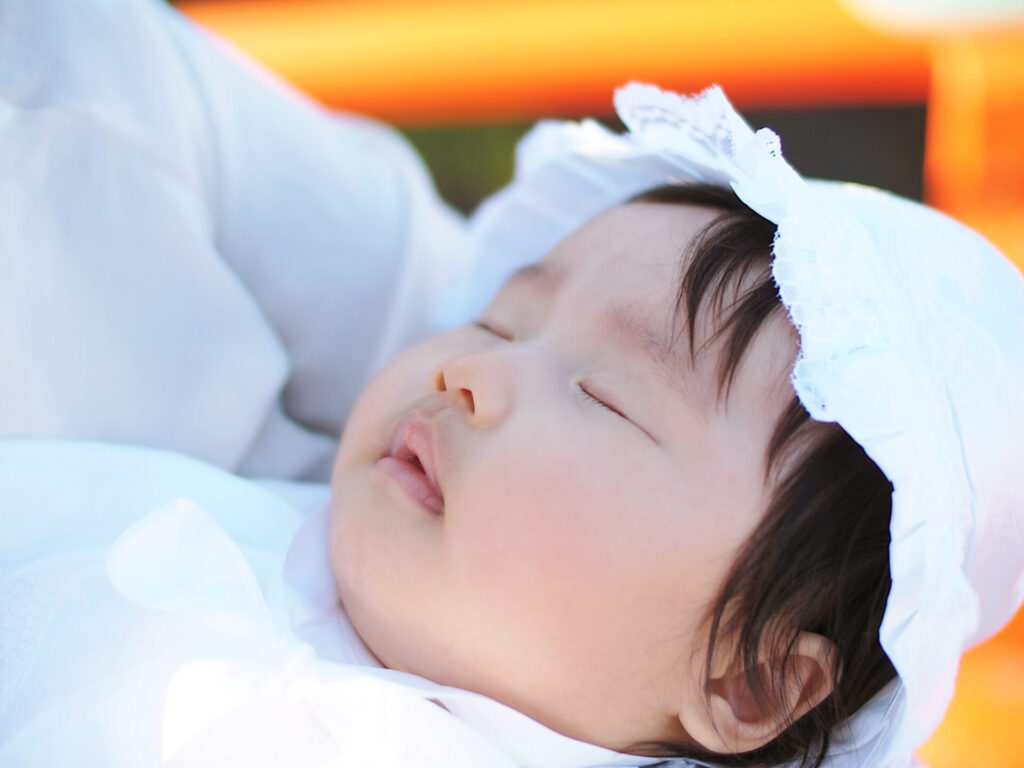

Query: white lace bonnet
<box><xmin>462</xmin><ymin>84</ymin><xmax>1024</xmax><ymax>767</ymax></box>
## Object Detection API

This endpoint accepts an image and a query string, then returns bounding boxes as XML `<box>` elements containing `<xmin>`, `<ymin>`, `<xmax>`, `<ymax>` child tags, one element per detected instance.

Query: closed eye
<box><xmin>579</xmin><ymin>383</ymin><xmax>658</xmax><ymax>443</ymax></box>
<box><xmin>578</xmin><ymin>384</ymin><xmax>627</xmax><ymax>421</ymax></box>
<box><xmin>473</xmin><ymin>320</ymin><xmax>514</xmax><ymax>341</ymax></box>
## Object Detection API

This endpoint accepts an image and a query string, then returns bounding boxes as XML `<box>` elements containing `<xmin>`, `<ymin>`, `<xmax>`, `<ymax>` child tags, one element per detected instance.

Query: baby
<box><xmin>3</xmin><ymin>1</ymin><xmax>1023</xmax><ymax>766</ymax></box>
<box><xmin>328</xmin><ymin>183</ymin><xmax>893</xmax><ymax>765</ymax></box>
<box><xmin>321</xmin><ymin>80</ymin><xmax>1024</xmax><ymax>765</ymax></box>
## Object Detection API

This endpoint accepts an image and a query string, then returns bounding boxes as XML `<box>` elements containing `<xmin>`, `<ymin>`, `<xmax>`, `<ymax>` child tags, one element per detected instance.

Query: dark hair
<box><xmin>629</xmin><ymin>184</ymin><xmax>896</xmax><ymax>768</ymax></box>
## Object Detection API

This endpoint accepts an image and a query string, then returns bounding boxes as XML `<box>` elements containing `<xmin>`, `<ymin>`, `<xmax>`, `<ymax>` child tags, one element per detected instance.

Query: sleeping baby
<box><xmin>328</xmin><ymin>185</ymin><xmax>891</xmax><ymax>764</ymax></box>
<box><xmin>0</xmin><ymin>181</ymin><xmax>897</xmax><ymax>768</ymax></box>
<box><xmin>2</xmin><ymin>1</ymin><xmax>1023</xmax><ymax>767</ymax></box>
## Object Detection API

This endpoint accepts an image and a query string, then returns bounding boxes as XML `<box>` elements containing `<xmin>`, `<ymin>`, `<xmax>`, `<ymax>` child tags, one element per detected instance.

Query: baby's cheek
<box><xmin>337</xmin><ymin>338</ymin><xmax>446</xmax><ymax>456</ymax></box>
<box><xmin>450</xmin><ymin>448</ymin><xmax>632</xmax><ymax>597</ymax></box>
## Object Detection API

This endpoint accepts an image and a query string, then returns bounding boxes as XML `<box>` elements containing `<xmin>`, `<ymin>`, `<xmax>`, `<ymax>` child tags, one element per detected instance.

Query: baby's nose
<box><xmin>434</xmin><ymin>367</ymin><xmax>475</xmax><ymax>414</ymax></box>
<box><xmin>433</xmin><ymin>352</ymin><xmax>511</xmax><ymax>427</ymax></box>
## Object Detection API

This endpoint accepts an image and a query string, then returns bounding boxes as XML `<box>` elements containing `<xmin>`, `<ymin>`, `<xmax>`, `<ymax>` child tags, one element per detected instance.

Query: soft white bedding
<box><xmin>0</xmin><ymin>441</ymin><xmax>655</xmax><ymax>767</ymax></box>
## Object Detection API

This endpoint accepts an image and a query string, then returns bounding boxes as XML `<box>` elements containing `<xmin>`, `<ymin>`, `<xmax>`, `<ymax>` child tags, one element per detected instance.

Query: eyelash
<box><xmin>578</xmin><ymin>384</ymin><xmax>629</xmax><ymax>422</ymax></box>
<box><xmin>583</xmin><ymin>387</ymin><xmax>658</xmax><ymax>443</ymax></box>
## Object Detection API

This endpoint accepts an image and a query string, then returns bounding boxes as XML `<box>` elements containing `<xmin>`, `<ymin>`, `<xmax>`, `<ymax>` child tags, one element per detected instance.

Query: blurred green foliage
<box><xmin>401</xmin><ymin>105</ymin><xmax>926</xmax><ymax>216</ymax></box>
<box><xmin>401</xmin><ymin>123</ymin><xmax>529</xmax><ymax>215</ymax></box>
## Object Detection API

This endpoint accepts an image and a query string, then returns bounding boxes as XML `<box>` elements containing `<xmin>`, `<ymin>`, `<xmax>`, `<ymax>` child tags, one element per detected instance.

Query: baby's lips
<box><xmin>387</xmin><ymin>412</ymin><xmax>444</xmax><ymax>500</ymax></box>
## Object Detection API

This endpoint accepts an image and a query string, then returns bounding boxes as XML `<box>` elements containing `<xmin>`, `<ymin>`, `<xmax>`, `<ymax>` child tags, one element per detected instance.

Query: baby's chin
<box><xmin>325</xmin><ymin>440</ymin><xmax>371</xmax><ymax>583</ymax></box>
<box><xmin>327</xmin><ymin>531</ymin><xmax>377</xmax><ymax>661</ymax></box>
<box><xmin>329</xmin><ymin>553</ymin><xmax>415</xmax><ymax>675</ymax></box>
<box><xmin>326</xmin><ymin>488</ymin><xmax>401</xmax><ymax>668</ymax></box>
<box><xmin>326</xmin><ymin>506</ymin><xmax>348</xmax><ymax>601</ymax></box>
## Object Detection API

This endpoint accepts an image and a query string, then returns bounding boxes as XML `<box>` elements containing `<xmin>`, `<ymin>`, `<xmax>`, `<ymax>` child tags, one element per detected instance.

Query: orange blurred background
<box><xmin>175</xmin><ymin>1</ymin><xmax>1024</xmax><ymax>764</ymax></box>
<box><xmin>177</xmin><ymin>0</ymin><xmax>1024</xmax><ymax>271</ymax></box>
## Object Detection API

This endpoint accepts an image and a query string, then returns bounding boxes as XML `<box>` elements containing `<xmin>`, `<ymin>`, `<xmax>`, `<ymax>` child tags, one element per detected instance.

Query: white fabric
<box><xmin>463</xmin><ymin>83</ymin><xmax>1024</xmax><ymax>768</ymax></box>
<box><xmin>839</xmin><ymin>0</ymin><xmax>1024</xmax><ymax>31</ymax></box>
<box><xmin>0</xmin><ymin>440</ymin><xmax>661</xmax><ymax>768</ymax></box>
<box><xmin>0</xmin><ymin>0</ymin><xmax>469</xmax><ymax>481</ymax></box>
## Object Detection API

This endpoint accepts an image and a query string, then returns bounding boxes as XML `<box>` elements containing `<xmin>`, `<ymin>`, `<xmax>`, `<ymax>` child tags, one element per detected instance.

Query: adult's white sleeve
<box><xmin>0</xmin><ymin>0</ymin><xmax>467</xmax><ymax>479</ymax></box>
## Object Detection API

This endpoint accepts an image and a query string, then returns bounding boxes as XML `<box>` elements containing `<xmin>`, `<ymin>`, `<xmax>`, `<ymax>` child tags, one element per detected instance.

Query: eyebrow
<box><xmin>502</xmin><ymin>261</ymin><xmax>564</xmax><ymax>295</ymax></box>
<box><xmin>601</xmin><ymin>304</ymin><xmax>691</xmax><ymax>393</ymax></box>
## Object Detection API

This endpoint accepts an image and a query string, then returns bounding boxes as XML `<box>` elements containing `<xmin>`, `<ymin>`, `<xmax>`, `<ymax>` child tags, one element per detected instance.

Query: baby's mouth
<box><xmin>392</xmin><ymin>444</ymin><xmax>430</xmax><ymax>482</ymax></box>
<box><xmin>376</xmin><ymin>414</ymin><xmax>445</xmax><ymax>515</ymax></box>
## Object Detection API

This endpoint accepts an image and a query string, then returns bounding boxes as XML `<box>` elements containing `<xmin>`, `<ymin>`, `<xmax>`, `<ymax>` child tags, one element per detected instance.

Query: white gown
<box><xmin>0</xmin><ymin>441</ymin><xmax>659</xmax><ymax>768</ymax></box>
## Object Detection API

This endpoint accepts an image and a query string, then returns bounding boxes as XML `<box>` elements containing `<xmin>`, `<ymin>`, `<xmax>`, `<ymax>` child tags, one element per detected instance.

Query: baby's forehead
<box><xmin>495</xmin><ymin>200</ymin><xmax>796</xmax><ymax>406</ymax></box>
<box><xmin>555</xmin><ymin>202</ymin><xmax>721</xmax><ymax>269</ymax></box>
<box><xmin>549</xmin><ymin>203</ymin><xmax>767</xmax><ymax>333</ymax></box>
<box><xmin>535</xmin><ymin>202</ymin><xmax>720</xmax><ymax>301</ymax></box>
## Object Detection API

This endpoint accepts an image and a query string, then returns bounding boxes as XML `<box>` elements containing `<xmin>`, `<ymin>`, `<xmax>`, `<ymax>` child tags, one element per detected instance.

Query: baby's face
<box><xmin>329</xmin><ymin>202</ymin><xmax>798</xmax><ymax>751</ymax></box>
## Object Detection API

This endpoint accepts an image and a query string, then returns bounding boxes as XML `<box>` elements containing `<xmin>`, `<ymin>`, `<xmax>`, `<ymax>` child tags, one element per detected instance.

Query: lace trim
<box><xmin>615</xmin><ymin>83</ymin><xmax>805</xmax><ymax>223</ymax></box>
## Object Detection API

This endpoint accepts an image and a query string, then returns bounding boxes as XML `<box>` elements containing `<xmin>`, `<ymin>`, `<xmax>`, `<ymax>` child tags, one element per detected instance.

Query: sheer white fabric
<box><xmin>0</xmin><ymin>441</ymin><xmax>662</xmax><ymax>768</ymax></box>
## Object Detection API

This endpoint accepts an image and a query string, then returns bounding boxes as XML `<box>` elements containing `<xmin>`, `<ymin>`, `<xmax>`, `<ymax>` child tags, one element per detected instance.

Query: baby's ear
<box><xmin>680</xmin><ymin>631</ymin><xmax>836</xmax><ymax>755</ymax></box>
